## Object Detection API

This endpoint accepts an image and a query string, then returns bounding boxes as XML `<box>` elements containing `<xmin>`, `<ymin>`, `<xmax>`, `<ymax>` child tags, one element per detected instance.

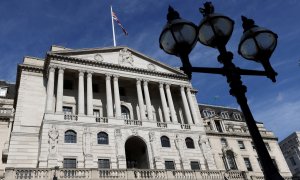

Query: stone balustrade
<box><xmin>6</xmin><ymin>168</ymin><xmax>288</xmax><ymax>180</ymax></box>
<box><xmin>0</xmin><ymin>107</ymin><xmax>13</xmax><ymax>117</ymax></box>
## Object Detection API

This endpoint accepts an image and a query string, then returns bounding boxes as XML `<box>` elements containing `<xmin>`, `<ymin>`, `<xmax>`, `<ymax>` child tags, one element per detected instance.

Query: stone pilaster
<box><xmin>159</xmin><ymin>82</ymin><xmax>170</xmax><ymax>122</ymax></box>
<box><xmin>180</xmin><ymin>86</ymin><xmax>193</xmax><ymax>125</ymax></box>
<box><xmin>106</xmin><ymin>74</ymin><xmax>114</xmax><ymax>117</ymax></box>
<box><xmin>186</xmin><ymin>87</ymin><xmax>201</xmax><ymax>124</ymax></box>
<box><xmin>143</xmin><ymin>80</ymin><xmax>153</xmax><ymax>121</ymax></box>
<box><xmin>113</xmin><ymin>75</ymin><xmax>121</xmax><ymax>118</ymax></box>
<box><xmin>78</xmin><ymin>71</ymin><xmax>85</xmax><ymax>115</ymax></box>
<box><xmin>165</xmin><ymin>84</ymin><xmax>178</xmax><ymax>123</ymax></box>
<box><xmin>46</xmin><ymin>66</ymin><xmax>55</xmax><ymax>112</ymax></box>
<box><xmin>87</xmin><ymin>72</ymin><xmax>93</xmax><ymax>116</ymax></box>
<box><xmin>136</xmin><ymin>79</ymin><xmax>146</xmax><ymax>120</ymax></box>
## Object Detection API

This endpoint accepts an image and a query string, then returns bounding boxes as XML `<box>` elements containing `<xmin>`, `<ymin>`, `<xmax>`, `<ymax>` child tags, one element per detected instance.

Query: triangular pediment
<box><xmin>49</xmin><ymin>46</ymin><xmax>185</xmax><ymax>75</ymax></box>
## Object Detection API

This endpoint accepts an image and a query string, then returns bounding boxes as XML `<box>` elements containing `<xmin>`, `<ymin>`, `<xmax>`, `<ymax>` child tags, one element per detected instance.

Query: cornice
<box><xmin>44</xmin><ymin>54</ymin><xmax>188</xmax><ymax>81</ymax></box>
<box><xmin>206</xmin><ymin>131</ymin><xmax>278</xmax><ymax>141</ymax></box>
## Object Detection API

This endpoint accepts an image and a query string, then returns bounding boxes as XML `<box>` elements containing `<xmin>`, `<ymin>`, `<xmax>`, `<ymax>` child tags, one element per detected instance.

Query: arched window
<box><xmin>161</xmin><ymin>136</ymin><xmax>171</xmax><ymax>147</ymax></box>
<box><xmin>98</xmin><ymin>132</ymin><xmax>109</xmax><ymax>144</ymax></box>
<box><xmin>185</xmin><ymin>137</ymin><xmax>195</xmax><ymax>149</ymax></box>
<box><xmin>223</xmin><ymin>150</ymin><xmax>238</xmax><ymax>170</ymax></box>
<box><xmin>121</xmin><ymin>105</ymin><xmax>130</xmax><ymax>120</ymax></box>
<box><xmin>65</xmin><ymin>130</ymin><xmax>77</xmax><ymax>143</ymax></box>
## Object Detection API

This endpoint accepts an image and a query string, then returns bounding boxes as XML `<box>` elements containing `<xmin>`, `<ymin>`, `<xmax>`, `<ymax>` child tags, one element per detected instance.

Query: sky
<box><xmin>0</xmin><ymin>0</ymin><xmax>299</xmax><ymax>140</ymax></box>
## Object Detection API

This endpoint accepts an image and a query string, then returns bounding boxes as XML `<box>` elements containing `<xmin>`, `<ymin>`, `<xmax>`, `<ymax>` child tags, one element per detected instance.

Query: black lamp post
<box><xmin>160</xmin><ymin>2</ymin><xmax>282</xmax><ymax>180</ymax></box>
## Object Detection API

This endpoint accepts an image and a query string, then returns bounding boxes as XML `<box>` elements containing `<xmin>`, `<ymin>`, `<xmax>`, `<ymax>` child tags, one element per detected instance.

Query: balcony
<box><xmin>43</xmin><ymin>113</ymin><xmax>203</xmax><ymax>131</ymax></box>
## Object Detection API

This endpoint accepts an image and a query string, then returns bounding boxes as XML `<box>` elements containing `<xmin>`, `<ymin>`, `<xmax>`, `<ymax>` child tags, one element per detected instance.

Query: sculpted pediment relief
<box><xmin>51</xmin><ymin>47</ymin><xmax>185</xmax><ymax>75</ymax></box>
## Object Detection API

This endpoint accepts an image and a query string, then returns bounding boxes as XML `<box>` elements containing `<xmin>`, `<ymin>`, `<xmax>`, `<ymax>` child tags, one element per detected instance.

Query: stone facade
<box><xmin>1</xmin><ymin>46</ymin><xmax>293</xmax><ymax>180</ymax></box>
<box><xmin>280</xmin><ymin>132</ymin><xmax>300</xmax><ymax>177</ymax></box>
<box><xmin>199</xmin><ymin>104</ymin><xmax>292</xmax><ymax>178</ymax></box>
<box><xmin>0</xmin><ymin>81</ymin><xmax>15</xmax><ymax>178</ymax></box>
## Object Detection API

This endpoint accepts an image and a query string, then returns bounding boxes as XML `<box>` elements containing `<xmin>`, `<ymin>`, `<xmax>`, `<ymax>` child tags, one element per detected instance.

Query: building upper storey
<box><xmin>198</xmin><ymin>104</ymin><xmax>276</xmax><ymax>140</ymax></box>
<box><xmin>13</xmin><ymin>45</ymin><xmax>205</xmax><ymax>133</ymax></box>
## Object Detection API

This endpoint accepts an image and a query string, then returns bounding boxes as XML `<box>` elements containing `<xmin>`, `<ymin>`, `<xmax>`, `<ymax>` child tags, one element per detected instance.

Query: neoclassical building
<box><xmin>280</xmin><ymin>132</ymin><xmax>300</xmax><ymax>177</ymax></box>
<box><xmin>199</xmin><ymin>104</ymin><xmax>292</xmax><ymax>178</ymax></box>
<box><xmin>2</xmin><ymin>46</ymin><xmax>292</xmax><ymax>180</ymax></box>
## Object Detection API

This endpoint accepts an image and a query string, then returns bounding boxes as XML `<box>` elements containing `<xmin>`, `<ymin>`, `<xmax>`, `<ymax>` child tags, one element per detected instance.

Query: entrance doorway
<box><xmin>125</xmin><ymin>136</ymin><xmax>149</xmax><ymax>169</ymax></box>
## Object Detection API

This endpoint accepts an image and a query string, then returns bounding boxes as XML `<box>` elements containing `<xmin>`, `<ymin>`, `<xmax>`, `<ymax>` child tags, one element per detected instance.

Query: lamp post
<box><xmin>159</xmin><ymin>2</ymin><xmax>282</xmax><ymax>180</ymax></box>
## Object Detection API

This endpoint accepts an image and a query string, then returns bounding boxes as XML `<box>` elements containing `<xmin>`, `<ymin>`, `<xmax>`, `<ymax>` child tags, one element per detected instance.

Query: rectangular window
<box><xmin>0</xmin><ymin>87</ymin><xmax>7</xmax><ymax>97</ymax></box>
<box><xmin>63</xmin><ymin>158</ymin><xmax>76</xmax><ymax>168</ymax></box>
<box><xmin>238</xmin><ymin>141</ymin><xmax>245</xmax><ymax>149</ymax></box>
<box><xmin>92</xmin><ymin>84</ymin><xmax>99</xmax><ymax>93</ymax></box>
<box><xmin>63</xmin><ymin>106</ymin><xmax>73</xmax><ymax>114</ymax></box>
<box><xmin>64</xmin><ymin>80</ymin><xmax>73</xmax><ymax>90</ymax></box>
<box><xmin>98</xmin><ymin>159</ymin><xmax>110</xmax><ymax>169</ymax></box>
<box><xmin>215</xmin><ymin>121</ymin><xmax>223</xmax><ymax>132</ymax></box>
<box><xmin>165</xmin><ymin>161</ymin><xmax>175</xmax><ymax>170</ymax></box>
<box><xmin>290</xmin><ymin>157</ymin><xmax>297</xmax><ymax>166</ymax></box>
<box><xmin>190</xmin><ymin>161</ymin><xmax>200</xmax><ymax>170</ymax></box>
<box><xmin>93</xmin><ymin>109</ymin><xmax>100</xmax><ymax>117</ymax></box>
<box><xmin>233</xmin><ymin>113</ymin><xmax>242</xmax><ymax>120</ymax></box>
<box><xmin>251</xmin><ymin>142</ymin><xmax>256</xmax><ymax>150</ymax></box>
<box><xmin>244</xmin><ymin>158</ymin><xmax>253</xmax><ymax>171</ymax></box>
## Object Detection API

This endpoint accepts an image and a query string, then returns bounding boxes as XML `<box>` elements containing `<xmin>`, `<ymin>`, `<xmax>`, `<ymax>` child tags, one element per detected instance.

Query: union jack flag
<box><xmin>112</xmin><ymin>11</ymin><xmax>128</xmax><ymax>36</ymax></box>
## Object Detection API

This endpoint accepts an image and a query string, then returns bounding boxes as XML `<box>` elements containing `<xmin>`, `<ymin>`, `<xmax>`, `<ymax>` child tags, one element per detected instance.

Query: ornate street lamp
<box><xmin>159</xmin><ymin>2</ymin><xmax>283</xmax><ymax>180</ymax></box>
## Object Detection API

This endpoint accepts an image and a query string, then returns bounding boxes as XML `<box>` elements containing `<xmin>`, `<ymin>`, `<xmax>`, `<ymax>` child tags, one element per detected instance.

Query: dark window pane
<box><xmin>121</xmin><ymin>106</ymin><xmax>130</xmax><ymax>119</ymax></box>
<box><xmin>119</xmin><ymin>87</ymin><xmax>126</xmax><ymax>96</ymax></box>
<box><xmin>98</xmin><ymin>159</ymin><xmax>110</xmax><ymax>169</ymax></box>
<box><xmin>63</xmin><ymin>106</ymin><xmax>73</xmax><ymax>114</ymax></box>
<box><xmin>63</xmin><ymin>158</ymin><xmax>76</xmax><ymax>168</ymax></box>
<box><xmin>161</xmin><ymin>136</ymin><xmax>171</xmax><ymax>147</ymax></box>
<box><xmin>215</xmin><ymin>121</ymin><xmax>223</xmax><ymax>132</ymax></box>
<box><xmin>244</xmin><ymin>158</ymin><xmax>253</xmax><ymax>171</ymax></box>
<box><xmin>92</xmin><ymin>84</ymin><xmax>99</xmax><ymax>93</ymax></box>
<box><xmin>65</xmin><ymin>130</ymin><xmax>77</xmax><ymax>143</ymax></box>
<box><xmin>98</xmin><ymin>132</ymin><xmax>109</xmax><ymax>144</ymax></box>
<box><xmin>185</xmin><ymin>138</ymin><xmax>195</xmax><ymax>149</ymax></box>
<box><xmin>165</xmin><ymin>161</ymin><xmax>175</xmax><ymax>170</ymax></box>
<box><xmin>191</xmin><ymin>161</ymin><xmax>200</xmax><ymax>170</ymax></box>
<box><xmin>238</xmin><ymin>141</ymin><xmax>245</xmax><ymax>149</ymax></box>
<box><xmin>272</xmin><ymin>159</ymin><xmax>278</xmax><ymax>170</ymax></box>
<box><xmin>64</xmin><ymin>80</ymin><xmax>73</xmax><ymax>90</ymax></box>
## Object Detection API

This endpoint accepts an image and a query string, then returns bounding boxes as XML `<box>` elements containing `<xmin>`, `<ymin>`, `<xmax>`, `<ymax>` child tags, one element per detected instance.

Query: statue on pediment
<box><xmin>119</xmin><ymin>48</ymin><xmax>134</xmax><ymax>66</ymax></box>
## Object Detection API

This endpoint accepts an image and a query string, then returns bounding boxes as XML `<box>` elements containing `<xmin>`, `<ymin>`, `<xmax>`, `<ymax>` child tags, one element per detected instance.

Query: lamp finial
<box><xmin>167</xmin><ymin>6</ymin><xmax>180</xmax><ymax>22</ymax></box>
<box><xmin>241</xmin><ymin>16</ymin><xmax>257</xmax><ymax>32</ymax></box>
<box><xmin>199</xmin><ymin>2</ymin><xmax>214</xmax><ymax>17</ymax></box>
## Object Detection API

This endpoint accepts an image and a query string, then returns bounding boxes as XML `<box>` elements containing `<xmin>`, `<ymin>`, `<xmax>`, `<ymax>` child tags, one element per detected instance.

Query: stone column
<box><xmin>159</xmin><ymin>83</ymin><xmax>170</xmax><ymax>122</ymax></box>
<box><xmin>143</xmin><ymin>80</ymin><xmax>153</xmax><ymax>121</ymax></box>
<box><xmin>78</xmin><ymin>71</ymin><xmax>85</xmax><ymax>115</ymax></box>
<box><xmin>87</xmin><ymin>72</ymin><xmax>93</xmax><ymax>116</ymax></box>
<box><xmin>113</xmin><ymin>75</ymin><xmax>121</xmax><ymax>118</ymax></box>
<box><xmin>46</xmin><ymin>66</ymin><xmax>55</xmax><ymax>112</ymax></box>
<box><xmin>136</xmin><ymin>79</ymin><xmax>146</xmax><ymax>120</ymax></box>
<box><xmin>165</xmin><ymin>84</ymin><xmax>178</xmax><ymax>123</ymax></box>
<box><xmin>106</xmin><ymin>74</ymin><xmax>114</xmax><ymax>117</ymax></box>
<box><xmin>56</xmin><ymin>68</ymin><xmax>64</xmax><ymax>113</ymax></box>
<box><xmin>186</xmin><ymin>87</ymin><xmax>201</xmax><ymax>124</ymax></box>
<box><xmin>180</xmin><ymin>86</ymin><xmax>193</xmax><ymax>124</ymax></box>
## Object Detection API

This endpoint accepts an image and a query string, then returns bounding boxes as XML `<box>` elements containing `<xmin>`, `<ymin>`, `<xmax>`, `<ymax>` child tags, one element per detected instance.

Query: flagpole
<box><xmin>110</xmin><ymin>5</ymin><xmax>116</xmax><ymax>47</ymax></box>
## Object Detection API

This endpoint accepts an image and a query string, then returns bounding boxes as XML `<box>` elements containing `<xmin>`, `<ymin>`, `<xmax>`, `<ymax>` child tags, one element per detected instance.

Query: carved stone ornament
<box><xmin>132</xmin><ymin>129</ymin><xmax>138</xmax><ymax>136</ymax></box>
<box><xmin>149</xmin><ymin>132</ymin><xmax>155</xmax><ymax>142</ymax></box>
<box><xmin>147</xmin><ymin>63</ymin><xmax>156</xmax><ymax>71</ymax></box>
<box><xmin>115</xmin><ymin>129</ymin><xmax>122</xmax><ymax>138</ymax></box>
<box><xmin>48</xmin><ymin>125</ymin><xmax>59</xmax><ymax>155</ymax></box>
<box><xmin>94</xmin><ymin>53</ymin><xmax>104</xmax><ymax>62</ymax></box>
<box><xmin>119</xmin><ymin>48</ymin><xmax>134</xmax><ymax>66</ymax></box>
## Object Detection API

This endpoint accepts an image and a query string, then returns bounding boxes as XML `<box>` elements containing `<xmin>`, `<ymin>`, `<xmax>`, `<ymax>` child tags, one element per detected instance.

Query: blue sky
<box><xmin>0</xmin><ymin>0</ymin><xmax>299</xmax><ymax>140</ymax></box>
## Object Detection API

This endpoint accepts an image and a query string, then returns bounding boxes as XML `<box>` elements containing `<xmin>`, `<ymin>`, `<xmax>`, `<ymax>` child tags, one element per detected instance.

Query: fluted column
<box><xmin>186</xmin><ymin>87</ymin><xmax>201</xmax><ymax>124</ymax></box>
<box><xmin>165</xmin><ymin>84</ymin><xmax>178</xmax><ymax>123</ymax></box>
<box><xmin>46</xmin><ymin>66</ymin><xmax>55</xmax><ymax>112</ymax></box>
<box><xmin>136</xmin><ymin>79</ymin><xmax>146</xmax><ymax>120</ymax></box>
<box><xmin>143</xmin><ymin>80</ymin><xmax>153</xmax><ymax>121</ymax></box>
<box><xmin>180</xmin><ymin>86</ymin><xmax>193</xmax><ymax>124</ymax></box>
<box><xmin>159</xmin><ymin>83</ymin><xmax>170</xmax><ymax>122</ymax></box>
<box><xmin>56</xmin><ymin>67</ymin><xmax>64</xmax><ymax>113</ymax></box>
<box><xmin>113</xmin><ymin>75</ymin><xmax>121</xmax><ymax>118</ymax></box>
<box><xmin>106</xmin><ymin>74</ymin><xmax>114</xmax><ymax>117</ymax></box>
<box><xmin>87</xmin><ymin>72</ymin><xmax>93</xmax><ymax>116</ymax></box>
<box><xmin>78</xmin><ymin>71</ymin><xmax>85</xmax><ymax>115</ymax></box>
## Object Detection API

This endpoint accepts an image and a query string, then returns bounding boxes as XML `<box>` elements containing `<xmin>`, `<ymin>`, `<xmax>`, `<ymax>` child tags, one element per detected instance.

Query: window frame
<box><xmin>233</xmin><ymin>113</ymin><xmax>242</xmax><ymax>120</ymax></box>
<box><xmin>185</xmin><ymin>137</ymin><xmax>195</xmax><ymax>149</ymax></box>
<box><xmin>221</xmin><ymin>111</ymin><xmax>230</xmax><ymax>119</ymax></box>
<box><xmin>214</xmin><ymin>120</ymin><xmax>223</xmax><ymax>133</ymax></box>
<box><xmin>64</xmin><ymin>130</ymin><xmax>77</xmax><ymax>143</ymax></box>
<box><xmin>165</xmin><ymin>160</ymin><xmax>175</xmax><ymax>170</ymax></box>
<box><xmin>161</xmin><ymin>136</ymin><xmax>171</xmax><ymax>148</ymax></box>
<box><xmin>190</xmin><ymin>161</ymin><xmax>200</xmax><ymax>170</ymax></box>
<box><xmin>97</xmin><ymin>132</ymin><xmax>109</xmax><ymax>145</ymax></box>
<box><xmin>63</xmin><ymin>158</ymin><xmax>77</xmax><ymax>168</ymax></box>
<box><xmin>238</xmin><ymin>141</ymin><xmax>245</xmax><ymax>150</ymax></box>
<box><xmin>98</xmin><ymin>159</ymin><xmax>111</xmax><ymax>169</ymax></box>
<box><xmin>121</xmin><ymin>105</ymin><xmax>130</xmax><ymax>120</ymax></box>
<box><xmin>243</xmin><ymin>157</ymin><xmax>253</xmax><ymax>171</ymax></box>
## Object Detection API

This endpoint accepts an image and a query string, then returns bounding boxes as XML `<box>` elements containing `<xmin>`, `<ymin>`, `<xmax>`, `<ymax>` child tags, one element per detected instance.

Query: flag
<box><xmin>112</xmin><ymin>11</ymin><xmax>128</xmax><ymax>36</ymax></box>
